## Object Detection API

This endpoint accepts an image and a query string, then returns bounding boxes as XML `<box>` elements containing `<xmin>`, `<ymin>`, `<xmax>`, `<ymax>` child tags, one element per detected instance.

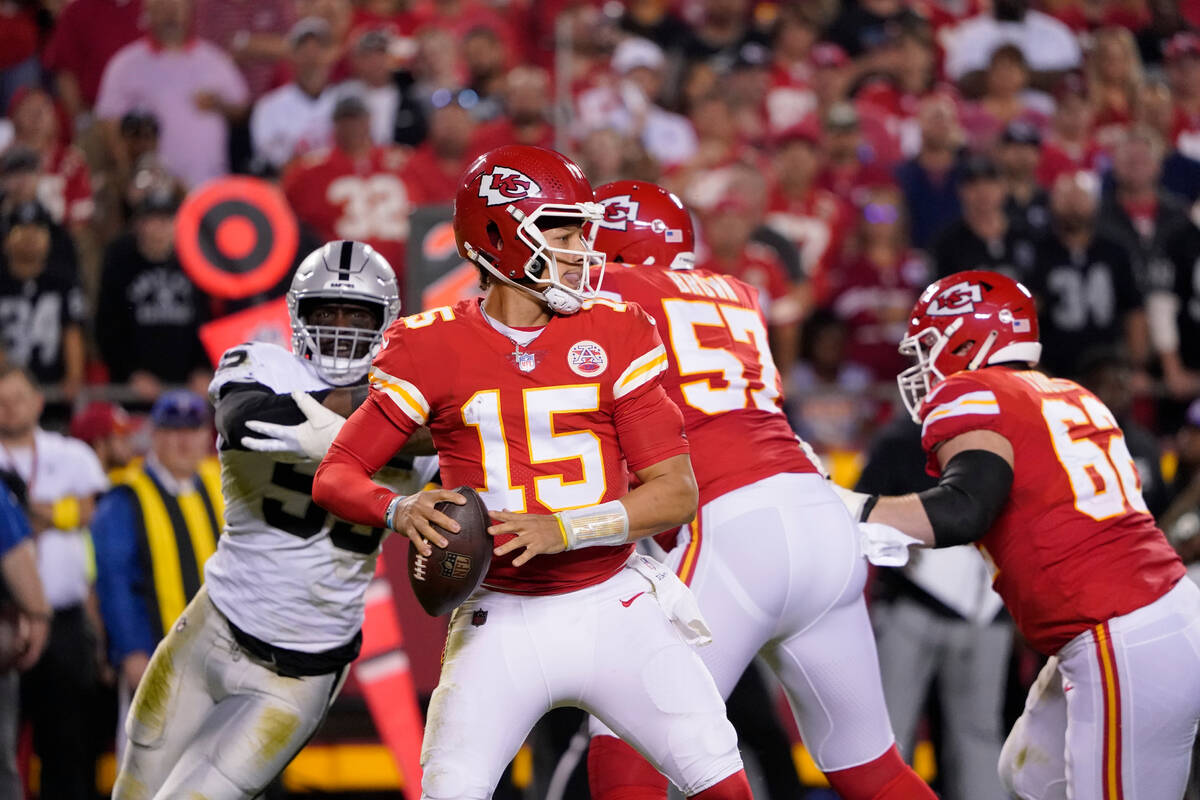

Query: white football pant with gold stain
<box><xmin>111</xmin><ymin>586</ymin><xmax>347</xmax><ymax>800</ymax></box>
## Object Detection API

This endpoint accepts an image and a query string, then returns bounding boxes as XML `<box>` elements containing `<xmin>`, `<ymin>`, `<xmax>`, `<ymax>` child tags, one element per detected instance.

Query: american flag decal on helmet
<box><xmin>1012</xmin><ymin>318</ymin><xmax>1031</xmax><ymax>333</ymax></box>
<box><xmin>664</xmin><ymin>229</ymin><xmax>683</xmax><ymax>243</ymax></box>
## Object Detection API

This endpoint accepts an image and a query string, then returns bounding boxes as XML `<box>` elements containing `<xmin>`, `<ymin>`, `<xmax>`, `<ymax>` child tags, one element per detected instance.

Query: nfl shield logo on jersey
<box><xmin>568</xmin><ymin>340</ymin><xmax>608</xmax><ymax>377</ymax></box>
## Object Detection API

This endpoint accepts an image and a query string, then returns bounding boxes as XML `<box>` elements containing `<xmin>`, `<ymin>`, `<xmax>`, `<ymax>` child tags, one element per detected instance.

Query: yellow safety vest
<box><xmin>117</xmin><ymin>457</ymin><xmax>224</xmax><ymax>636</ymax></box>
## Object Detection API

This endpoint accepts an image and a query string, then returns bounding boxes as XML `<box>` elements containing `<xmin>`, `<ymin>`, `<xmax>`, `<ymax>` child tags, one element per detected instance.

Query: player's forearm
<box><xmin>863</xmin><ymin>495</ymin><xmax>937</xmax><ymax>546</ymax></box>
<box><xmin>622</xmin><ymin>454</ymin><xmax>698</xmax><ymax>538</ymax></box>
<box><xmin>313</xmin><ymin>397</ymin><xmax>413</xmax><ymax>526</ymax></box>
<box><xmin>1</xmin><ymin>540</ymin><xmax>51</xmax><ymax>618</ymax></box>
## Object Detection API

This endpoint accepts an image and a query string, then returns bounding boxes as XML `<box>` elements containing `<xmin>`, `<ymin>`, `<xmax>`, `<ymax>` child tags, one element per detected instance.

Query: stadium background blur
<box><xmin>5</xmin><ymin>0</ymin><xmax>1200</xmax><ymax>797</ymax></box>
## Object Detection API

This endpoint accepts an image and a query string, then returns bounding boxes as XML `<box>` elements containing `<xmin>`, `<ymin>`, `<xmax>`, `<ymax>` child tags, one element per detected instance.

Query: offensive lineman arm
<box><xmin>836</xmin><ymin>429</ymin><xmax>1014</xmax><ymax>549</ymax></box>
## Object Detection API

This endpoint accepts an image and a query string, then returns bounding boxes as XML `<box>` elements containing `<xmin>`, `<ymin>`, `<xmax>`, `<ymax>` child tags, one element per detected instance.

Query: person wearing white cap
<box><xmin>575</xmin><ymin>36</ymin><xmax>697</xmax><ymax>167</ymax></box>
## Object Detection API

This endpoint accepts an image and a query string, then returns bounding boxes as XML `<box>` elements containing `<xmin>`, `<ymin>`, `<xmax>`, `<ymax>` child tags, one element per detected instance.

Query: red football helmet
<box><xmin>454</xmin><ymin>145</ymin><xmax>605</xmax><ymax>314</ymax></box>
<box><xmin>898</xmin><ymin>270</ymin><xmax>1041</xmax><ymax>421</ymax></box>
<box><xmin>588</xmin><ymin>180</ymin><xmax>695</xmax><ymax>270</ymax></box>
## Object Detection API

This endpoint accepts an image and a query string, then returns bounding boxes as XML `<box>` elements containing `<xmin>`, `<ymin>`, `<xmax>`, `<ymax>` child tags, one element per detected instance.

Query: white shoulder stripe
<box><xmin>922</xmin><ymin>390</ymin><xmax>999</xmax><ymax>436</ymax></box>
<box><xmin>613</xmin><ymin>344</ymin><xmax>668</xmax><ymax>400</ymax></box>
<box><xmin>369</xmin><ymin>367</ymin><xmax>430</xmax><ymax>425</ymax></box>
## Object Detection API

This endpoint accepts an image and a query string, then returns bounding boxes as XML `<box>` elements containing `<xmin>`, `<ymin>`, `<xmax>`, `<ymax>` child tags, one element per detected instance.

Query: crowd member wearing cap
<box><xmin>1165</xmin><ymin>32</ymin><xmax>1200</xmax><ymax>163</ymax></box>
<box><xmin>283</xmin><ymin>94</ymin><xmax>413</xmax><ymax>283</ymax></box>
<box><xmin>815</xmin><ymin>101</ymin><xmax>895</xmax><ymax>204</ymax></box>
<box><xmin>996</xmin><ymin>120</ymin><xmax>1051</xmax><ymax>235</ymax></box>
<box><xmin>676</xmin><ymin>0</ymin><xmax>770</xmax><ymax>67</ymax></box>
<box><xmin>70</xmin><ymin>402</ymin><xmax>140</xmax><ymax>481</ymax></box>
<box><xmin>1099</xmin><ymin>124</ymin><xmax>1191</xmax><ymax>289</ymax></box>
<box><xmin>930</xmin><ymin>154</ymin><xmax>1038</xmax><ymax>284</ymax></box>
<box><xmin>95</xmin><ymin>188</ymin><xmax>211</xmax><ymax>401</ymax></box>
<box><xmin>0</xmin><ymin>364</ymin><xmax>109</xmax><ymax>799</ymax></box>
<box><xmin>1025</xmin><ymin>171</ymin><xmax>1148</xmax><ymax>377</ymax></box>
<box><xmin>0</xmin><ymin>200</ymin><xmax>86</xmax><ymax>399</ymax></box>
<box><xmin>893</xmin><ymin>93</ymin><xmax>968</xmax><ymax>249</ymax></box>
<box><xmin>250</xmin><ymin>17</ymin><xmax>342</xmax><ymax>174</ymax></box>
<box><xmin>576</xmin><ymin>37</ymin><xmax>698</xmax><ymax>168</ymax></box>
<box><xmin>92</xmin><ymin>390</ymin><xmax>221</xmax><ymax>750</ymax></box>
<box><xmin>95</xmin><ymin>0</ymin><xmax>250</xmax><ymax>188</ymax></box>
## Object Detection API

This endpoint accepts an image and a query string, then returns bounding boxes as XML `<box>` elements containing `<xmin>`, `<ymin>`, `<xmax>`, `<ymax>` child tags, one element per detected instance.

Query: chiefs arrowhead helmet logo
<box><xmin>596</xmin><ymin>195</ymin><xmax>640</xmax><ymax>230</ymax></box>
<box><xmin>926</xmin><ymin>280</ymin><xmax>984</xmax><ymax>316</ymax></box>
<box><xmin>478</xmin><ymin>166</ymin><xmax>542</xmax><ymax>206</ymax></box>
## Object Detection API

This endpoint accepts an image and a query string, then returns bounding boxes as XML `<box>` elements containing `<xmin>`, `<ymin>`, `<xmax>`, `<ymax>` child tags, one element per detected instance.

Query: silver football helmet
<box><xmin>287</xmin><ymin>241</ymin><xmax>400</xmax><ymax>385</ymax></box>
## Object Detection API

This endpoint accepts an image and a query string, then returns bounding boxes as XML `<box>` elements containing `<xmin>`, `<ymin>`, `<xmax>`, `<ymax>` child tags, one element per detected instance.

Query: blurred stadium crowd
<box><xmin>4</xmin><ymin>0</ymin><xmax>1200</xmax><ymax>796</ymax></box>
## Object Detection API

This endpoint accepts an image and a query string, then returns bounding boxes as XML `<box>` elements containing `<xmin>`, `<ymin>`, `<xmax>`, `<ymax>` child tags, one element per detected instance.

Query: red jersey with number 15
<box><xmin>920</xmin><ymin>368</ymin><xmax>1184</xmax><ymax>654</ymax></box>
<box><xmin>368</xmin><ymin>297</ymin><xmax>689</xmax><ymax>596</ymax></box>
<box><xmin>600</xmin><ymin>264</ymin><xmax>819</xmax><ymax>507</ymax></box>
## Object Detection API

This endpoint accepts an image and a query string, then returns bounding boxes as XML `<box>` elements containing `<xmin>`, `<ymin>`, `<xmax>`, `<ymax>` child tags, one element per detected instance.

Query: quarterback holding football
<box><xmin>314</xmin><ymin>145</ymin><xmax>754</xmax><ymax>799</ymax></box>
<box><xmin>112</xmin><ymin>241</ymin><xmax>440</xmax><ymax>799</ymax></box>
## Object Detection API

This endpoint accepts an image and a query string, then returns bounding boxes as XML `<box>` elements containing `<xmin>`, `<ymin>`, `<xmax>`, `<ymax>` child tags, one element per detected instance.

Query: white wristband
<box><xmin>555</xmin><ymin>500</ymin><xmax>630</xmax><ymax>550</ymax></box>
<box><xmin>383</xmin><ymin>495</ymin><xmax>404</xmax><ymax>531</ymax></box>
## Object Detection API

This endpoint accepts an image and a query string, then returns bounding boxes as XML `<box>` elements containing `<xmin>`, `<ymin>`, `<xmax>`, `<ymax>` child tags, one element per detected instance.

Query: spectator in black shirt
<box><xmin>0</xmin><ymin>202</ymin><xmax>85</xmax><ymax>398</ymax></box>
<box><xmin>930</xmin><ymin>154</ymin><xmax>1037</xmax><ymax>282</ymax></box>
<box><xmin>677</xmin><ymin>0</ymin><xmax>770</xmax><ymax>70</ymax></box>
<box><xmin>1098</xmin><ymin>124</ymin><xmax>1192</xmax><ymax>290</ymax></box>
<box><xmin>997</xmin><ymin>120</ymin><xmax>1050</xmax><ymax>235</ymax></box>
<box><xmin>95</xmin><ymin>190</ymin><xmax>210</xmax><ymax>400</ymax></box>
<box><xmin>1025</xmin><ymin>171</ymin><xmax>1147</xmax><ymax>377</ymax></box>
<box><xmin>1150</xmin><ymin>218</ymin><xmax>1200</xmax><ymax>401</ymax></box>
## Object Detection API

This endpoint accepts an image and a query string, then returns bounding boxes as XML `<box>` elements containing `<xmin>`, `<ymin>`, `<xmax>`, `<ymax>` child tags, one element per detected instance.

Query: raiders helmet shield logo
<box><xmin>596</xmin><ymin>195</ymin><xmax>640</xmax><ymax>230</ymax></box>
<box><xmin>478</xmin><ymin>167</ymin><xmax>542</xmax><ymax>206</ymax></box>
<box><xmin>927</xmin><ymin>281</ymin><xmax>984</xmax><ymax>316</ymax></box>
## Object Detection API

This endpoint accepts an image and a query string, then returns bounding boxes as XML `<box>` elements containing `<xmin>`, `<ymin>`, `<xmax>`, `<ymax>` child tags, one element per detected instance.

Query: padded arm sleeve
<box><xmin>918</xmin><ymin>449</ymin><xmax>1014</xmax><ymax>548</ymax></box>
<box><xmin>214</xmin><ymin>382</ymin><xmax>332</xmax><ymax>450</ymax></box>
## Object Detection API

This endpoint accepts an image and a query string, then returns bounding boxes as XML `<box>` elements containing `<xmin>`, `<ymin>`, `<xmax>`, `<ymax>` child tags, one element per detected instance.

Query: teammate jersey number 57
<box><xmin>661</xmin><ymin>299</ymin><xmax>781</xmax><ymax>415</ymax></box>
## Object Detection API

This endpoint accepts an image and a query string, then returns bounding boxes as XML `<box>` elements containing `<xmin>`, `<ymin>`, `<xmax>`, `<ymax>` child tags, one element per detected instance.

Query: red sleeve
<box><xmin>919</xmin><ymin>373</ymin><xmax>1005</xmax><ymax>476</ymax></box>
<box><xmin>610</xmin><ymin>305</ymin><xmax>689</xmax><ymax>471</ymax></box>
<box><xmin>312</xmin><ymin>395</ymin><xmax>414</xmax><ymax>526</ymax></box>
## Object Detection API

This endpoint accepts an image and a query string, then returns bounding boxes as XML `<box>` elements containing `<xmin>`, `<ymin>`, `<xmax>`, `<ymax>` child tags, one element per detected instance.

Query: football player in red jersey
<box><xmin>835</xmin><ymin>270</ymin><xmax>1200</xmax><ymax>800</ymax></box>
<box><xmin>586</xmin><ymin>180</ymin><xmax>935</xmax><ymax>800</ymax></box>
<box><xmin>312</xmin><ymin>146</ymin><xmax>752</xmax><ymax>800</ymax></box>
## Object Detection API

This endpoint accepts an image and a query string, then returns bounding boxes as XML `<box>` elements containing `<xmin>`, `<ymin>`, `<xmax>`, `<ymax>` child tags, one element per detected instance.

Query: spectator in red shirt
<box><xmin>5</xmin><ymin>89</ymin><xmax>94</xmax><ymax>235</ymax></box>
<box><xmin>42</xmin><ymin>0</ymin><xmax>143</xmax><ymax>120</ymax></box>
<box><xmin>1166</xmin><ymin>32</ymin><xmax>1200</xmax><ymax>162</ymax></box>
<box><xmin>763</xmin><ymin>4</ymin><xmax>820</xmax><ymax>133</ymax></box>
<box><xmin>699</xmin><ymin>184</ymin><xmax>805</xmax><ymax>369</ymax></box>
<box><xmin>1037</xmin><ymin>72</ymin><xmax>1104</xmax><ymax>187</ymax></box>
<box><xmin>959</xmin><ymin>44</ymin><xmax>1051</xmax><ymax>152</ymax></box>
<box><xmin>400</xmin><ymin>90</ymin><xmax>477</xmax><ymax>205</ymax></box>
<box><xmin>854</xmin><ymin>18</ymin><xmax>941</xmax><ymax>161</ymax></box>
<box><xmin>1086</xmin><ymin>26</ymin><xmax>1144</xmax><ymax>151</ymax></box>
<box><xmin>764</xmin><ymin>119</ymin><xmax>853</xmax><ymax>306</ymax></box>
<box><xmin>469</xmin><ymin>66</ymin><xmax>554</xmax><ymax>154</ymax></box>
<box><xmin>0</xmin><ymin>1</ymin><xmax>44</xmax><ymax>114</ymax></box>
<box><xmin>826</xmin><ymin>183</ymin><xmax>928</xmax><ymax>381</ymax></box>
<box><xmin>816</xmin><ymin>102</ymin><xmax>894</xmax><ymax>207</ymax></box>
<box><xmin>283</xmin><ymin>95</ymin><xmax>413</xmax><ymax>284</ymax></box>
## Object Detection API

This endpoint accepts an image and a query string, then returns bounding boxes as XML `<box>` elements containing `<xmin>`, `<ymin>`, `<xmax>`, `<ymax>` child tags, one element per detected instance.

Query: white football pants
<box><xmin>589</xmin><ymin>472</ymin><xmax>897</xmax><ymax>772</ymax></box>
<box><xmin>999</xmin><ymin>577</ymin><xmax>1200</xmax><ymax>800</ymax></box>
<box><xmin>420</xmin><ymin>557</ymin><xmax>743</xmax><ymax>798</ymax></box>
<box><xmin>111</xmin><ymin>586</ymin><xmax>348</xmax><ymax>800</ymax></box>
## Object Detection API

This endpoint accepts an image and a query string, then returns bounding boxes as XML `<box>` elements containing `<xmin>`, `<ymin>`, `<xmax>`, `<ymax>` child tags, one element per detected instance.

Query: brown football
<box><xmin>407</xmin><ymin>486</ymin><xmax>492</xmax><ymax>616</ymax></box>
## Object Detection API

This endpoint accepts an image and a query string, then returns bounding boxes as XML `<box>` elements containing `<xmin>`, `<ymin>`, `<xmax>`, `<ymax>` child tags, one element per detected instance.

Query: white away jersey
<box><xmin>205</xmin><ymin>342</ymin><xmax>437</xmax><ymax>651</ymax></box>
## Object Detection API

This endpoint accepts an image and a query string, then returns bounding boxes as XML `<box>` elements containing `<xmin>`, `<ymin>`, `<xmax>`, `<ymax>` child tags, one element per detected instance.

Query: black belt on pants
<box><xmin>226</xmin><ymin>620</ymin><xmax>362</xmax><ymax>678</ymax></box>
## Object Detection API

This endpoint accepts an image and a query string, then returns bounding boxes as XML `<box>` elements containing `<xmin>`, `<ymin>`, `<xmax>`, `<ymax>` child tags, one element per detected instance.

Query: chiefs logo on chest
<box><xmin>478</xmin><ymin>166</ymin><xmax>542</xmax><ymax>206</ymax></box>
